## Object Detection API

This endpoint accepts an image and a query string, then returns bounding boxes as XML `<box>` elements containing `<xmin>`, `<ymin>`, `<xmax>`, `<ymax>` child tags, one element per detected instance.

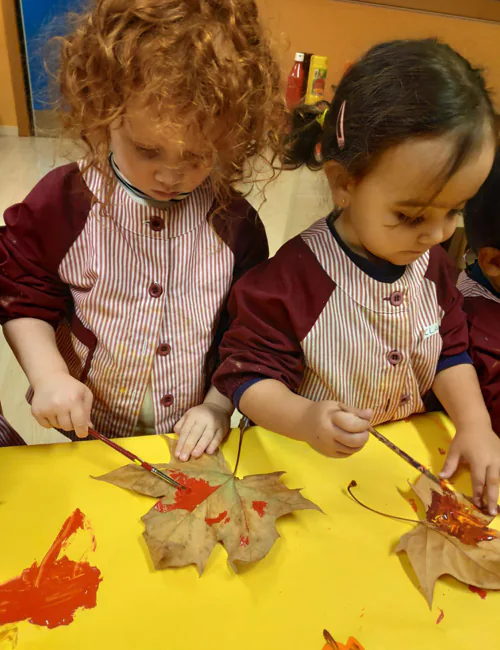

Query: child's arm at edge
<box><xmin>3</xmin><ymin>318</ymin><xmax>93</xmax><ymax>438</ymax></box>
<box><xmin>434</xmin><ymin>363</ymin><xmax>500</xmax><ymax>515</ymax></box>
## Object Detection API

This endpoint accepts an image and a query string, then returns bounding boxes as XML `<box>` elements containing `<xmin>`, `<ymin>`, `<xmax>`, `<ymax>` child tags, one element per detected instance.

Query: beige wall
<box><xmin>257</xmin><ymin>0</ymin><xmax>500</xmax><ymax>106</ymax></box>
<box><xmin>0</xmin><ymin>0</ymin><xmax>18</xmax><ymax>128</ymax></box>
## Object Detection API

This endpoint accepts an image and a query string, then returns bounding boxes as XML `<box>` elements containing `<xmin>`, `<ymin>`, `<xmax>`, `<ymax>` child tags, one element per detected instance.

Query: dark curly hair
<box><xmin>285</xmin><ymin>39</ymin><xmax>497</xmax><ymax>187</ymax></box>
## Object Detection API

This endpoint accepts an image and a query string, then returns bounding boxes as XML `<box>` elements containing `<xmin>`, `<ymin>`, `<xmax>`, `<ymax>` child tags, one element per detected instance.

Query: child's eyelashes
<box><xmin>135</xmin><ymin>145</ymin><xmax>160</xmax><ymax>159</ymax></box>
<box><xmin>396</xmin><ymin>212</ymin><xmax>424</xmax><ymax>226</ymax></box>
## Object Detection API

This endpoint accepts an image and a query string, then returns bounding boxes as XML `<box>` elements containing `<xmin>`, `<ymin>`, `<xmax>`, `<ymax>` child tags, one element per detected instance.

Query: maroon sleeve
<box><xmin>211</xmin><ymin>195</ymin><xmax>269</xmax><ymax>281</ymax></box>
<box><xmin>212</xmin><ymin>235</ymin><xmax>335</xmax><ymax>402</ymax></box>
<box><xmin>463</xmin><ymin>296</ymin><xmax>500</xmax><ymax>436</ymax></box>
<box><xmin>425</xmin><ymin>245</ymin><xmax>469</xmax><ymax>360</ymax></box>
<box><xmin>0</xmin><ymin>163</ymin><xmax>92</xmax><ymax>328</ymax></box>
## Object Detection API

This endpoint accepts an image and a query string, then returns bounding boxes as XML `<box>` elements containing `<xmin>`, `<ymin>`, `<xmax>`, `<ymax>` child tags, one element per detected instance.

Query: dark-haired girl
<box><xmin>214</xmin><ymin>39</ymin><xmax>500</xmax><ymax>514</ymax></box>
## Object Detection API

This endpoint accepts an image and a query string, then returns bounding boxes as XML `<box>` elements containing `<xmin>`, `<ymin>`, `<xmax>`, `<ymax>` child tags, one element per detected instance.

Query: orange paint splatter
<box><xmin>240</xmin><ymin>536</ymin><xmax>249</xmax><ymax>547</ymax></box>
<box><xmin>438</xmin><ymin>448</ymin><xmax>446</xmax><ymax>456</ymax></box>
<box><xmin>205</xmin><ymin>511</ymin><xmax>228</xmax><ymax>527</ymax></box>
<box><xmin>0</xmin><ymin>509</ymin><xmax>101</xmax><ymax>629</ymax></box>
<box><xmin>322</xmin><ymin>629</ymin><xmax>365</xmax><ymax>649</ymax></box>
<box><xmin>409</xmin><ymin>498</ymin><xmax>418</xmax><ymax>513</ymax></box>
<box><xmin>469</xmin><ymin>585</ymin><xmax>487</xmax><ymax>599</ymax></box>
<box><xmin>436</xmin><ymin>609</ymin><xmax>444</xmax><ymax>625</ymax></box>
<box><xmin>426</xmin><ymin>491</ymin><xmax>498</xmax><ymax>546</ymax></box>
<box><xmin>252</xmin><ymin>501</ymin><xmax>267</xmax><ymax>518</ymax></box>
<box><xmin>162</xmin><ymin>471</ymin><xmax>220</xmax><ymax>513</ymax></box>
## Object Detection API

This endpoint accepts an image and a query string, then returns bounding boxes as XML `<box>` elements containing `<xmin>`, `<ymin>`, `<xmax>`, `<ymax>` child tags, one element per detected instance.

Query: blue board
<box><xmin>19</xmin><ymin>0</ymin><xmax>83</xmax><ymax>111</ymax></box>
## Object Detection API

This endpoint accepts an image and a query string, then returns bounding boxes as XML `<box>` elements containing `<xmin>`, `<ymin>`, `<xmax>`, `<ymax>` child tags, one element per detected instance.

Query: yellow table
<box><xmin>0</xmin><ymin>413</ymin><xmax>497</xmax><ymax>649</ymax></box>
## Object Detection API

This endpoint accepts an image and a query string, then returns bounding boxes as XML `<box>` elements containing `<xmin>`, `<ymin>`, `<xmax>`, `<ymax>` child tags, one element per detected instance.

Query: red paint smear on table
<box><xmin>240</xmin><ymin>536</ymin><xmax>249</xmax><ymax>547</ymax></box>
<box><xmin>205</xmin><ymin>511</ymin><xmax>228</xmax><ymax>527</ymax></box>
<box><xmin>0</xmin><ymin>509</ymin><xmax>101</xmax><ymax>630</ymax></box>
<box><xmin>252</xmin><ymin>501</ymin><xmax>267</xmax><ymax>518</ymax></box>
<box><xmin>426</xmin><ymin>491</ymin><xmax>499</xmax><ymax>546</ymax></box>
<box><xmin>435</xmin><ymin>609</ymin><xmax>444</xmax><ymax>625</ymax></box>
<box><xmin>438</xmin><ymin>448</ymin><xmax>446</xmax><ymax>456</ymax></box>
<box><xmin>161</xmin><ymin>471</ymin><xmax>220</xmax><ymax>513</ymax></box>
<box><xmin>469</xmin><ymin>585</ymin><xmax>488</xmax><ymax>599</ymax></box>
<box><xmin>408</xmin><ymin>498</ymin><xmax>418</xmax><ymax>513</ymax></box>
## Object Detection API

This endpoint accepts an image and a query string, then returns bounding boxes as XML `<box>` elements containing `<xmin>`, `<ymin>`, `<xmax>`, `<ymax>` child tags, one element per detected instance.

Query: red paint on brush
<box><xmin>427</xmin><ymin>491</ymin><xmax>498</xmax><ymax>546</ymax></box>
<box><xmin>240</xmin><ymin>536</ymin><xmax>249</xmax><ymax>547</ymax></box>
<box><xmin>436</xmin><ymin>609</ymin><xmax>444</xmax><ymax>625</ymax></box>
<box><xmin>252</xmin><ymin>501</ymin><xmax>267</xmax><ymax>518</ymax></box>
<box><xmin>408</xmin><ymin>498</ymin><xmax>418</xmax><ymax>513</ymax></box>
<box><xmin>164</xmin><ymin>472</ymin><xmax>220</xmax><ymax>513</ymax></box>
<box><xmin>469</xmin><ymin>585</ymin><xmax>487</xmax><ymax>599</ymax></box>
<box><xmin>205</xmin><ymin>511</ymin><xmax>228</xmax><ymax>527</ymax></box>
<box><xmin>0</xmin><ymin>509</ymin><xmax>101</xmax><ymax>629</ymax></box>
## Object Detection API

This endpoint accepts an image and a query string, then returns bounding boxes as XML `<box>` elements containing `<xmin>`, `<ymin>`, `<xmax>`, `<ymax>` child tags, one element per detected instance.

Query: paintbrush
<box><xmin>88</xmin><ymin>427</ymin><xmax>184</xmax><ymax>490</ymax></box>
<box><xmin>336</xmin><ymin>403</ymin><xmax>449</xmax><ymax>488</ymax></box>
<box><xmin>368</xmin><ymin>425</ymin><xmax>448</xmax><ymax>488</ymax></box>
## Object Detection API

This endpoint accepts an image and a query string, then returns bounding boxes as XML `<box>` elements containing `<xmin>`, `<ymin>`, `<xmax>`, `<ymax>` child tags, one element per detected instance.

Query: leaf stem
<box><xmin>347</xmin><ymin>480</ymin><xmax>421</xmax><ymax>526</ymax></box>
<box><xmin>233</xmin><ymin>416</ymin><xmax>250</xmax><ymax>476</ymax></box>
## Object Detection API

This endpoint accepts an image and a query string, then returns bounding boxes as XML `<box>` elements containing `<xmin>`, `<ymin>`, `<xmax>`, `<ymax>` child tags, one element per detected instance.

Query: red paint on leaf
<box><xmin>438</xmin><ymin>448</ymin><xmax>446</xmax><ymax>456</ymax></box>
<box><xmin>0</xmin><ymin>509</ymin><xmax>101</xmax><ymax>629</ymax></box>
<box><xmin>240</xmin><ymin>536</ymin><xmax>249</xmax><ymax>547</ymax></box>
<box><xmin>164</xmin><ymin>471</ymin><xmax>220</xmax><ymax>513</ymax></box>
<box><xmin>408</xmin><ymin>498</ymin><xmax>418</xmax><ymax>513</ymax></box>
<box><xmin>224</xmin><ymin>517</ymin><xmax>231</xmax><ymax>524</ymax></box>
<box><xmin>252</xmin><ymin>501</ymin><xmax>267</xmax><ymax>518</ymax></box>
<box><xmin>469</xmin><ymin>585</ymin><xmax>487</xmax><ymax>599</ymax></box>
<box><xmin>426</xmin><ymin>491</ymin><xmax>498</xmax><ymax>546</ymax></box>
<box><xmin>436</xmin><ymin>609</ymin><xmax>444</xmax><ymax>625</ymax></box>
<box><xmin>205</xmin><ymin>511</ymin><xmax>228</xmax><ymax>527</ymax></box>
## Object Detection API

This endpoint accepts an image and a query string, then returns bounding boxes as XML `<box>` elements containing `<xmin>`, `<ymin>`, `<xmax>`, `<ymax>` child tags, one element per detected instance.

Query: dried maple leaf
<box><xmin>95</xmin><ymin>437</ymin><xmax>321</xmax><ymax>573</ymax></box>
<box><xmin>395</xmin><ymin>475</ymin><xmax>500</xmax><ymax>606</ymax></box>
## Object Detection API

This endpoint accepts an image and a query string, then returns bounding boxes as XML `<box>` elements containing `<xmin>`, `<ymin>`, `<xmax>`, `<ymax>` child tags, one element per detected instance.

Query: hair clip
<box><xmin>316</xmin><ymin>109</ymin><xmax>329</xmax><ymax>130</ymax></box>
<box><xmin>336</xmin><ymin>100</ymin><xmax>346</xmax><ymax>150</ymax></box>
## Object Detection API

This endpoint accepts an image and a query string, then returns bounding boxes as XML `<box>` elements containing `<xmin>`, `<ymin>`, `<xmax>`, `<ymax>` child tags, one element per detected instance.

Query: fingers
<box><xmin>485</xmin><ymin>465</ymin><xmax>499</xmax><ymax>516</ymax></box>
<box><xmin>176</xmin><ymin>422</ymin><xmax>207</xmax><ymax>462</ymax></box>
<box><xmin>338</xmin><ymin>403</ymin><xmax>373</xmax><ymax>422</ymax></box>
<box><xmin>469</xmin><ymin>461</ymin><xmax>488</xmax><ymax>510</ymax></box>
<box><xmin>439</xmin><ymin>446</ymin><xmax>461</xmax><ymax>480</ymax></box>
<box><xmin>71</xmin><ymin>400</ymin><xmax>91</xmax><ymax>439</ymax></box>
<box><xmin>333</xmin><ymin>429</ymin><xmax>369</xmax><ymax>451</ymax></box>
<box><xmin>333</xmin><ymin>409</ymin><xmax>372</xmax><ymax>434</ymax></box>
<box><xmin>206</xmin><ymin>428</ymin><xmax>226</xmax><ymax>455</ymax></box>
<box><xmin>192</xmin><ymin>427</ymin><xmax>219</xmax><ymax>458</ymax></box>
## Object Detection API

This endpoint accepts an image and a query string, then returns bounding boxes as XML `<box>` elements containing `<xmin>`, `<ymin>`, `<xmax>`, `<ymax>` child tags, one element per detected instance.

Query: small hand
<box><xmin>174</xmin><ymin>403</ymin><xmax>231</xmax><ymax>461</ymax></box>
<box><xmin>440</xmin><ymin>427</ymin><xmax>500</xmax><ymax>515</ymax></box>
<box><xmin>31</xmin><ymin>371</ymin><xmax>93</xmax><ymax>438</ymax></box>
<box><xmin>302</xmin><ymin>401</ymin><xmax>373</xmax><ymax>458</ymax></box>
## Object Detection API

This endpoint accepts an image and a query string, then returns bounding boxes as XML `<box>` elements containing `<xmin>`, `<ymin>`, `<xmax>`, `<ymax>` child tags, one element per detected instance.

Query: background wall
<box><xmin>0</xmin><ymin>1</ymin><xmax>18</xmax><ymax>128</ymax></box>
<box><xmin>2</xmin><ymin>0</ymin><xmax>500</xmax><ymax>128</ymax></box>
<box><xmin>257</xmin><ymin>0</ymin><xmax>500</xmax><ymax>106</ymax></box>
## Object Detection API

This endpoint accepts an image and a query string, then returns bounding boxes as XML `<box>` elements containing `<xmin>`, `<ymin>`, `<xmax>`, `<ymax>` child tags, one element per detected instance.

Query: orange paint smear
<box><xmin>240</xmin><ymin>536</ymin><xmax>249</xmax><ymax>547</ymax></box>
<box><xmin>436</xmin><ymin>609</ymin><xmax>444</xmax><ymax>625</ymax></box>
<box><xmin>408</xmin><ymin>498</ymin><xmax>418</xmax><ymax>513</ymax></box>
<box><xmin>162</xmin><ymin>471</ymin><xmax>220</xmax><ymax>513</ymax></box>
<box><xmin>469</xmin><ymin>585</ymin><xmax>488</xmax><ymax>599</ymax></box>
<box><xmin>205</xmin><ymin>511</ymin><xmax>228</xmax><ymax>527</ymax></box>
<box><xmin>252</xmin><ymin>501</ymin><xmax>267</xmax><ymax>518</ymax></box>
<box><xmin>426</xmin><ymin>491</ymin><xmax>498</xmax><ymax>546</ymax></box>
<box><xmin>438</xmin><ymin>448</ymin><xmax>446</xmax><ymax>456</ymax></box>
<box><xmin>0</xmin><ymin>509</ymin><xmax>101</xmax><ymax>630</ymax></box>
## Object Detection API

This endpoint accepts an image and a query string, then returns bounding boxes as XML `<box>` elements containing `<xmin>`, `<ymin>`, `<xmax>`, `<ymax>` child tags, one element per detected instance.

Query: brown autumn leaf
<box><xmin>95</xmin><ymin>436</ymin><xmax>321</xmax><ymax>573</ymax></box>
<box><xmin>395</xmin><ymin>475</ymin><xmax>500</xmax><ymax>606</ymax></box>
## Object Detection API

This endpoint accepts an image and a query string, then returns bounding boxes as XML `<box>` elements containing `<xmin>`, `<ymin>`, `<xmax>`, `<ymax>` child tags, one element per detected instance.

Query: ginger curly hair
<box><xmin>53</xmin><ymin>0</ymin><xmax>285</xmax><ymax>206</ymax></box>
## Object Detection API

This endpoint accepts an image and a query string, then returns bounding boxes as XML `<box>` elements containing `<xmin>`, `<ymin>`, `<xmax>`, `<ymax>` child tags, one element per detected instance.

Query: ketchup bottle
<box><xmin>286</xmin><ymin>52</ymin><xmax>305</xmax><ymax>109</ymax></box>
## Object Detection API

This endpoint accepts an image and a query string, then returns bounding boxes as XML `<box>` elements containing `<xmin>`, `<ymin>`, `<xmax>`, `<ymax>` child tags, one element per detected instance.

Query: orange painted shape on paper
<box><xmin>323</xmin><ymin>629</ymin><xmax>365</xmax><ymax>649</ymax></box>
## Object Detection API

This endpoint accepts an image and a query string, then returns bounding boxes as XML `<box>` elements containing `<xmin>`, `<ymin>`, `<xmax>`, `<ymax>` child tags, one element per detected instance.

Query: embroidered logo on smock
<box><xmin>423</xmin><ymin>323</ymin><xmax>439</xmax><ymax>339</ymax></box>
